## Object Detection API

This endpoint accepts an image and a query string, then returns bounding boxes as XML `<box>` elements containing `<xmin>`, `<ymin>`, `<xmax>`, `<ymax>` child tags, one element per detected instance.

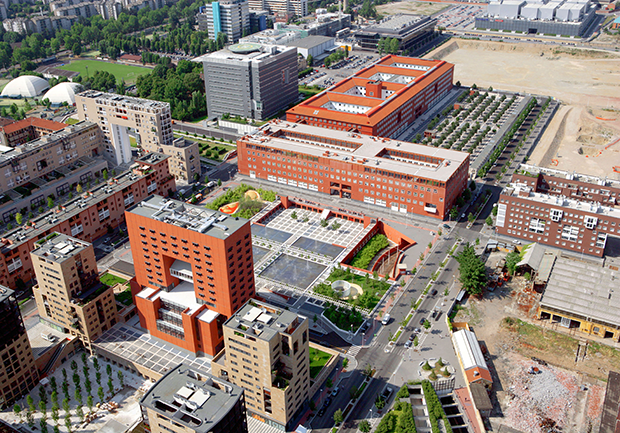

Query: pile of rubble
<box><xmin>503</xmin><ymin>356</ymin><xmax>578</xmax><ymax>433</ymax></box>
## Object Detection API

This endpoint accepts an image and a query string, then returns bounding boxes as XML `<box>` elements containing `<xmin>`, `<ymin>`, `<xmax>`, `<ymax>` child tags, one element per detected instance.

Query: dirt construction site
<box><xmin>427</xmin><ymin>39</ymin><xmax>620</xmax><ymax>180</ymax></box>
<box><xmin>453</xmin><ymin>249</ymin><xmax>620</xmax><ymax>432</ymax></box>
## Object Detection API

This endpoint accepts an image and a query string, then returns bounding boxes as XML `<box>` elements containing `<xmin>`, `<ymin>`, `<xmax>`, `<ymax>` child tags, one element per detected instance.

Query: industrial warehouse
<box><xmin>475</xmin><ymin>0</ymin><xmax>597</xmax><ymax>36</ymax></box>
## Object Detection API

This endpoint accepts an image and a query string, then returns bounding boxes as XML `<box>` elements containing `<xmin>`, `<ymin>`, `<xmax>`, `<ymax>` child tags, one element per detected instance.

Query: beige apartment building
<box><xmin>0</xmin><ymin>121</ymin><xmax>103</xmax><ymax>193</ymax></box>
<box><xmin>32</xmin><ymin>233</ymin><xmax>118</xmax><ymax>354</ymax></box>
<box><xmin>0</xmin><ymin>286</ymin><xmax>39</xmax><ymax>409</ymax></box>
<box><xmin>211</xmin><ymin>300</ymin><xmax>310</xmax><ymax>431</ymax></box>
<box><xmin>76</xmin><ymin>91</ymin><xmax>200</xmax><ymax>182</ymax></box>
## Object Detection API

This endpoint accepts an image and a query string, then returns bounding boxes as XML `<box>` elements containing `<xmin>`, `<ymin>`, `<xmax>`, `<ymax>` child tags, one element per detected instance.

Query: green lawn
<box><xmin>65</xmin><ymin>118</ymin><xmax>79</xmax><ymax>125</ymax></box>
<box><xmin>100</xmin><ymin>273</ymin><xmax>127</xmax><ymax>287</ymax></box>
<box><xmin>57</xmin><ymin>60</ymin><xmax>152</xmax><ymax>84</ymax></box>
<box><xmin>309</xmin><ymin>347</ymin><xmax>332</xmax><ymax>379</ymax></box>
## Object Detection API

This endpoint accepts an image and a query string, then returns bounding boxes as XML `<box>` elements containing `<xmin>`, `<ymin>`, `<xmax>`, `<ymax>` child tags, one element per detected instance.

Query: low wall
<box><xmin>308</xmin><ymin>342</ymin><xmax>340</xmax><ymax>401</ymax></box>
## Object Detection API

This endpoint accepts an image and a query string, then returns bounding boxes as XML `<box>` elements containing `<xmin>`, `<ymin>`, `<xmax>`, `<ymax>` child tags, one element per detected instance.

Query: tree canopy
<box><xmin>455</xmin><ymin>243</ymin><xmax>486</xmax><ymax>295</ymax></box>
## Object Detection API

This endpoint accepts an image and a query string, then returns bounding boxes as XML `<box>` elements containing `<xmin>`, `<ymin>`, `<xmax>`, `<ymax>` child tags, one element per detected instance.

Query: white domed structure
<box><xmin>1</xmin><ymin>75</ymin><xmax>50</xmax><ymax>98</ymax></box>
<box><xmin>42</xmin><ymin>82</ymin><xmax>83</xmax><ymax>105</ymax></box>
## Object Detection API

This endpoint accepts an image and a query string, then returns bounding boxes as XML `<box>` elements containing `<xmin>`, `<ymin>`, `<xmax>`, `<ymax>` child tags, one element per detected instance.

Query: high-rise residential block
<box><xmin>126</xmin><ymin>195</ymin><xmax>255</xmax><ymax>356</ymax></box>
<box><xmin>248</xmin><ymin>0</ymin><xmax>307</xmax><ymax>18</ymax></box>
<box><xmin>0</xmin><ymin>152</ymin><xmax>174</xmax><ymax>291</ymax></box>
<box><xmin>32</xmin><ymin>233</ymin><xmax>118</xmax><ymax>353</ymax></box>
<box><xmin>287</xmin><ymin>55</ymin><xmax>454</xmax><ymax>138</ymax></box>
<box><xmin>200</xmin><ymin>0</ymin><xmax>250</xmax><ymax>43</ymax></box>
<box><xmin>211</xmin><ymin>300</ymin><xmax>310</xmax><ymax>431</ymax></box>
<box><xmin>141</xmin><ymin>363</ymin><xmax>248</xmax><ymax>433</ymax></box>
<box><xmin>0</xmin><ymin>120</ymin><xmax>103</xmax><ymax>194</ymax></box>
<box><xmin>76</xmin><ymin>91</ymin><xmax>200</xmax><ymax>182</ymax></box>
<box><xmin>197</xmin><ymin>43</ymin><xmax>298</xmax><ymax>120</ymax></box>
<box><xmin>0</xmin><ymin>286</ymin><xmax>39</xmax><ymax>409</ymax></box>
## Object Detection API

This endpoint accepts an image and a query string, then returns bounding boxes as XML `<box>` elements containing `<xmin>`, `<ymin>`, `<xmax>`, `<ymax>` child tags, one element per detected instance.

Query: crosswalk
<box><xmin>347</xmin><ymin>345</ymin><xmax>363</xmax><ymax>358</ymax></box>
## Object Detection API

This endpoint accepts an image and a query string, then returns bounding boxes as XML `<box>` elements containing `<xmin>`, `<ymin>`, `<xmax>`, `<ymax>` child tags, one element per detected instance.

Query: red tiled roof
<box><xmin>454</xmin><ymin>388</ymin><xmax>485</xmax><ymax>433</ymax></box>
<box><xmin>1</xmin><ymin>117</ymin><xmax>67</xmax><ymax>135</ymax></box>
<box><xmin>287</xmin><ymin>55</ymin><xmax>454</xmax><ymax>127</ymax></box>
<box><xmin>120</xmin><ymin>54</ymin><xmax>142</xmax><ymax>62</ymax></box>
<box><xmin>465</xmin><ymin>367</ymin><xmax>493</xmax><ymax>385</ymax></box>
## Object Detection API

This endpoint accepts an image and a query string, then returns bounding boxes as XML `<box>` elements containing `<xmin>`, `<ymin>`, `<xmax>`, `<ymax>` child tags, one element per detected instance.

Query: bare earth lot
<box><xmin>427</xmin><ymin>40</ymin><xmax>620</xmax><ymax>178</ymax></box>
<box><xmin>454</xmin><ymin>273</ymin><xmax>613</xmax><ymax>433</ymax></box>
<box><xmin>377</xmin><ymin>0</ymin><xmax>449</xmax><ymax>16</ymax></box>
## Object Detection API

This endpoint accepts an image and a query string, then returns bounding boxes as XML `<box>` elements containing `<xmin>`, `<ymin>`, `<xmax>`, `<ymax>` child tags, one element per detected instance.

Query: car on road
<box><xmin>419</xmin><ymin>318</ymin><xmax>426</xmax><ymax>326</ymax></box>
<box><xmin>431</xmin><ymin>310</ymin><xmax>438</xmax><ymax>319</ymax></box>
<box><xmin>382</xmin><ymin>314</ymin><xmax>391</xmax><ymax>325</ymax></box>
<box><xmin>435</xmin><ymin>311</ymin><xmax>442</xmax><ymax>321</ymax></box>
<box><xmin>408</xmin><ymin>334</ymin><xmax>415</xmax><ymax>341</ymax></box>
<box><xmin>404</xmin><ymin>340</ymin><xmax>412</xmax><ymax>348</ymax></box>
<box><xmin>318</xmin><ymin>407</ymin><xmax>326</xmax><ymax>417</ymax></box>
<box><xmin>324</xmin><ymin>397</ymin><xmax>332</xmax><ymax>407</ymax></box>
<box><xmin>430</xmin><ymin>289</ymin><xmax>438</xmax><ymax>296</ymax></box>
<box><xmin>381</xmin><ymin>386</ymin><xmax>394</xmax><ymax>402</ymax></box>
<box><xmin>331</xmin><ymin>387</ymin><xmax>339</xmax><ymax>397</ymax></box>
<box><xmin>206</xmin><ymin>181</ymin><xmax>216</xmax><ymax>188</ymax></box>
<box><xmin>461</xmin><ymin>213</ymin><xmax>466</xmax><ymax>220</ymax></box>
<box><xmin>413</xmin><ymin>328</ymin><xmax>421</xmax><ymax>334</ymax></box>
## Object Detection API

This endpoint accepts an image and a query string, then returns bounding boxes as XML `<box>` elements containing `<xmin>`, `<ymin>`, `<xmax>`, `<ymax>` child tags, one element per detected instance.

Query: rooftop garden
<box><xmin>100</xmin><ymin>273</ymin><xmax>127</xmax><ymax>288</ymax></box>
<box><xmin>350</xmin><ymin>234</ymin><xmax>389</xmax><ymax>270</ymax></box>
<box><xmin>313</xmin><ymin>267</ymin><xmax>391</xmax><ymax>310</ymax></box>
<box><xmin>309</xmin><ymin>347</ymin><xmax>332</xmax><ymax>379</ymax></box>
<box><xmin>323</xmin><ymin>302</ymin><xmax>364</xmax><ymax>332</ymax></box>
<box><xmin>205</xmin><ymin>183</ymin><xmax>277</xmax><ymax>219</ymax></box>
<box><xmin>372</xmin><ymin>400</ymin><xmax>417</xmax><ymax>433</ymax></box>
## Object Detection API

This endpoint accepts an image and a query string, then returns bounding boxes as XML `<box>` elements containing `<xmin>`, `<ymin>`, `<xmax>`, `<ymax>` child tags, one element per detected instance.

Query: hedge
<box><xmin>350</xmin><ymin>234</ymin><xmax>389</xmax><ymax>270</ymax></box>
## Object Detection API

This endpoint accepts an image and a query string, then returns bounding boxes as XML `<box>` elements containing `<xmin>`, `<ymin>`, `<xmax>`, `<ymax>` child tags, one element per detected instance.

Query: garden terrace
<box><xmin>204</xmin><ymin>183</ymin><xmax>276</xmax><ymax>218</ymax></box>
<box><xmin>313</xmin><ymin>267</ymin><xmax>391</xmax><ymax>310</ymax></box>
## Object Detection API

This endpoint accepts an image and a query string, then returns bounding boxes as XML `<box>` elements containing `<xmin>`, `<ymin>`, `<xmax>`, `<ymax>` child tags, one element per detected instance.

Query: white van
<box><xmin>381</xmin><ymin>314</ymin><xmax>390</xmax><ymax>325</ymax></box>
<box><xmin>41</xmin><ymin>333</ymin><xmax>56</xmax><ymax>342</ymax></box>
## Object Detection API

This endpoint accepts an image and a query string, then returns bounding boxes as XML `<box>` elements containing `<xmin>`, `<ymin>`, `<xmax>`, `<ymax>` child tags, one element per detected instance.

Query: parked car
<box><xmin>430</xmin><ymin>289</ymin><xmax>438</xmax><ymax>296</ymax></box>
<box><xmin>331</xmin><ymin>387</ymin><xmax>339</xmax><ymax>396</ymax></box>
<box><xmin>404</xmin><ymin>340</ymin><xmax>412</xmax><ymax>348</ymax></box>
<box><xmin>318</xmin><ymin>407</ymin><xmax>326</xmax><ymax>417</ymax></box>
<box><xmin>419</xmin><ymin>318</ymin><xmax>426</xmax><ymax>326</ymax></box>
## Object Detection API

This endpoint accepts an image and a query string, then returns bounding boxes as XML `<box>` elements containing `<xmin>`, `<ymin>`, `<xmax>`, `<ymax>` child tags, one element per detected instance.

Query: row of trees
<box><xmin>377</xmin><ymin>37</ymin><xmax>399</xmax><ymax>55</ymax></box>
<box><xmin>0</xmin><ymin>0</ymin><xmax>205</xmax><ymax>69</ymax></box>
<box><xmin>14</xmin><ymin>354</ymin><xmax>125</xmax><ymax>433</ymax></box>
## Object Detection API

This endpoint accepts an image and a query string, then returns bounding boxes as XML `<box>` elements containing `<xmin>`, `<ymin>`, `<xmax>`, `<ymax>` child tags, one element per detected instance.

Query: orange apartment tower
<box><xmin>126</xmin><ymin>195</ymin><xmax>255</xmax><ymax>356</ymax></box>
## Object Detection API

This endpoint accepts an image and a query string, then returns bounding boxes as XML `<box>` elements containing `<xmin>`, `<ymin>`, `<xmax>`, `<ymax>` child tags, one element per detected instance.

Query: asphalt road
<box><xmin>311</xmin><ymin>216</ymin><xmax>483</xmax><ymax>431</ymax></box>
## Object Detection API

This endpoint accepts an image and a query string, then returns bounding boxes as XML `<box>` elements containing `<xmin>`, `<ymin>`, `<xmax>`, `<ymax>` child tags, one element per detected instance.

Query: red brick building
<box><xmin>496</xmin><ymin>165</ymin><xmax>620</xmax><ymax>257</ymax></box>
<box><xmin>286</xmin><ymin>55</ymin><xmax>454</xmax><ymax>138</ymax></box>
<box><xmin>0</xmin><ymin>117</ymin><xmax>68</xmax><ymax>147</ymax></box>
<box><xmin>237</xmin><ymin>121</ymin><xmax>469</xmax><ymax>219</ymax></box>
<box><xmin>126</xmin><ymin>195</ymin><xmax>255</xmax><ymax>356</ymax></box>
<box><xmin>0</xmin><ymin>153</ymin><xmax>174</xmax><ymax>290</ymax></box>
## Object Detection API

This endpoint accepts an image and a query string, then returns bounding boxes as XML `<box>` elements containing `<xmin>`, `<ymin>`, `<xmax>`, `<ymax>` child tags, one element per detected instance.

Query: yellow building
<box><xmin>211</xmin><ymin>300</ymin><xmax>310</xmax><ymax>431</ymax></box>
<box><xmin>32</xmin><ymin>233</ymin><xmax>119</xmax><ymax>354</ymax></box>
<box><xmin>538</xmin><ymin>255</ymin><xmax>620</xmax><ymax>341</ymax></box>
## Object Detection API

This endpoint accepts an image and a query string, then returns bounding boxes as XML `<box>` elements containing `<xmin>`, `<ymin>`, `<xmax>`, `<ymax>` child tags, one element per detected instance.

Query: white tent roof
<box><xmin>1</xmin><ymin>75</ymin><xmax>49</xmax><ymax>98</ymax></box>
<box><xmin>43</xmin><ymin>82</ymin><xmax>82</xmax><ymax>105</ymax></box>
<box><xmin>451</xmin><ymin>329</ymin><xmax>488</xmax><ymax>371</ymax></box>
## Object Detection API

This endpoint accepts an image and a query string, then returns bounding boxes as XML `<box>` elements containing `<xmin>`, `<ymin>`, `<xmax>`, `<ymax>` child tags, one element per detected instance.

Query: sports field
<box><xmin>57</xmin><ymin>60</ymin><xmax>152</xmax><ymax>84</ymax></box>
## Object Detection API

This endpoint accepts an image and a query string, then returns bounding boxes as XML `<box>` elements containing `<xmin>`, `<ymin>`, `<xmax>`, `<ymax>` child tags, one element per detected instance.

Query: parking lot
<box><xmin>300</xmin><ymin>52</ymin><xmax>383</xmax><ymax>89</ymax></box>
<box><xmin>435</xmin><ymin>5</ymin><xmax>484</xmax><ymax>30</ymax></box>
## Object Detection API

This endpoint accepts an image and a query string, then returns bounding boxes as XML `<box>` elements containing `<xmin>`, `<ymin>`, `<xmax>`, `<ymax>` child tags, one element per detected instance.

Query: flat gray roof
<box><xmin>126</xmin><ymin>195</ymin><xmax>249</xmax><ymax>240</ymax></box>
<box><xmin>247</xmin><ymin>121</ymin><xmax>468</xmax><ymax>183</ymax></box>
<box><xmin>286</xmin><ymin>35</ymin><xmax>334</xmax><ymax>49</ymax></box>
<box><xmin>77</xmin><ymin>90</ymin><xmax>170</xmax><ymax>110</ymax></box>
<box><xmin>31</xmin><ymin>232</ymin><xmax>90</xmax><ymax>263</ymax></box>
<box><xmin>0</xmin><ymin>285</ymin><xmax>14</xmax><ymax>304</ymax></box>
<box><xmin>225</xmin><ymin>299</ymin><xmax>304</xmax><ymax>342</ymax></box>
<box><xmin>141</xmin><ymin>363</ymin><xmax>245</xmax><ymax>433</ymax></box>
<box><xmin>540</xmin><ymin>256</ymin><xmax>620</xmax><ymax>327</ymax></box>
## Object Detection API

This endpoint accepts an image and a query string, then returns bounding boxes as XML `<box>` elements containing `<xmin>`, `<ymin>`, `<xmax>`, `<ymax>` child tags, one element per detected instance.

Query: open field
<box><xmin>377</xmin><ymin>0</ymin><xmax>450</xmax><ymax>16</ymax></box>
<box><xmin>428</xmin><ymin>39</ymin><xmax>620</xmax><ymax>178</ymax></box>
<box><xmin>58</xmin><ymin>59</ymin><xmax>152</xmax><ymax>84</ymax></box>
